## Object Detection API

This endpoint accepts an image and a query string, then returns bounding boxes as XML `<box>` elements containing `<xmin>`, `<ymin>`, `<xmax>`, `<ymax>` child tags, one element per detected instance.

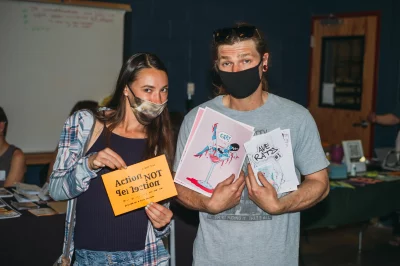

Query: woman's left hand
<box><xmin>145</xmin><ymin>202</ymin><xmax>173</xmax><ymax>229</ymax></box>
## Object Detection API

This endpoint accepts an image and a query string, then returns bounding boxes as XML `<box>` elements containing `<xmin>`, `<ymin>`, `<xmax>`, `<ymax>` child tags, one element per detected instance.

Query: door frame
<box><xmin>307</xmin><ymin>11</ymin><xmax>381</xmax><ymax>157</ymax></box>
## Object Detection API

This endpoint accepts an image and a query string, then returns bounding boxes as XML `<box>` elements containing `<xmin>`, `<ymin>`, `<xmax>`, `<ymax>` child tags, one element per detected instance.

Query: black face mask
<box><xmin>218</xmin><ymin>60</ymin><xmax>262</xmax><ymax>99</ymax></box>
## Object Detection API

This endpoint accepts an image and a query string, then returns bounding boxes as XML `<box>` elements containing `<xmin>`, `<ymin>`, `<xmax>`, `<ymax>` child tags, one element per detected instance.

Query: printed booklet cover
<box><xmin>102</xmin><ymin>155</ymin><xmax>177</xmax><ymax>216</ymax></box>
<box><xmin>0</xmin><ymin>188</ymin><xmax>13</xmax><ymax>198</ymax></box>
<box><xmin>174</xmin><ymin>107</ymin><xmax>254</xmax><ymax>197</ymax></box>
<box><xmin>0</xmin><ymin>199</ymin><xmax>21</xmax><ymax>219</ymax></box>
<box><xmin>11</xmin><ymin>201</ymin><xmax>40</xmax><ymax>210</ymax></box>
<box><xmin>244</xmin><ymin>128</ymin><xmax>299</xmax><ymax>194</ymax></box>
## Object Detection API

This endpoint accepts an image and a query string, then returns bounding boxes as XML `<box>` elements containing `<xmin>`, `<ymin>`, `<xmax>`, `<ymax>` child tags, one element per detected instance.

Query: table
<box><xmin>2</xmin><ymin>180</ymin><xmax>399</xmax><ymax>265</ymax></box>
<box><xmin>301</xmin><ymin>180</ymin><xmax>400</xmax><ymax>230</ymax></box>
<box><xmin>0</xmin><ymin>197</ymin><xmax>65</xmax><ymax>265</ymax></box>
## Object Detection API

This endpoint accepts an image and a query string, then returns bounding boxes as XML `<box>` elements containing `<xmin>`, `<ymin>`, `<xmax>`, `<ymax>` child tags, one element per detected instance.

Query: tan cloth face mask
<box><xmin>127</xmin><ymin>84</ymin><xmax>168</xmax><ymax>125</ymax></box>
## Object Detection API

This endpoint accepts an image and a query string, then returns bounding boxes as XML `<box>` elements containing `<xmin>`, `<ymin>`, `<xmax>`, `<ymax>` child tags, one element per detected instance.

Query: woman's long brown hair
<box><xmin>95</xmin><ymin>53</ymin><xmax>174</xmax><ymax>168</ymax></box>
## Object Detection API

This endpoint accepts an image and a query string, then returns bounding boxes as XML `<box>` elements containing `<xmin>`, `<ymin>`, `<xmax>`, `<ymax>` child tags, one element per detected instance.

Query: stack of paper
<box><xmin>47</xmin><ymin>201</ymin><xmax>68</xmax><ymax>214</ymax></box>
<box><xmin>11</xmin><ymin>201</ymin><xmax>40</xmax><ymax>210</ymax></box>
<box><xmin>28</xmin><ymin>208</ymin><xmax>57</xmax><ymax>217</ymax></box>
<box><xmin>0</xmin><ymin>198</ymin><xmax>21</xmax><ymax>219</ymax></box>
<box><xmin>15</xmin><ymin>183</ymin><xmax>42</xmax><ymax>195</ymax></box>
<box><xmin>38</xmin><ymin>182</ymin><xmax>51</xmax><ymax>201</ymax></box>
<box><xmin>13</xmin><ymin>192</ymin><xmax>40</xmax><ymax>203</ymax></box>
<box><xmin>244</xmin><ymin>128</ymin><xmax>299</xmax><ymax>194</ymax></box>
<box><xmin>13</xmin><ymin>183</ymin><xmax>42</xmax><ymax>203</ymax></box>
<box><xmin>0</xmin><ymin>188</ymin><xmax>13</xmax><ymax>198</ymax></box>
<box><xmin>174</xmin><ymin>107</ymin><xmax>254</xmax><ymax>197</ymax></box>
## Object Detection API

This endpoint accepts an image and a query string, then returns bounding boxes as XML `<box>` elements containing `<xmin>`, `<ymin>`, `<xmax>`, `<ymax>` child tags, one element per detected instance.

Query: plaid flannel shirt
<box><xmin>49</xmin><ymin>110</ymin><xmax>170</xmax><ymax>265</ymax></box>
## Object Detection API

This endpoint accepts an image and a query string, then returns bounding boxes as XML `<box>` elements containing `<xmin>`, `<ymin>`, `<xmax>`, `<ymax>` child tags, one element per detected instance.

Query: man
<box><xmin>173</xmin><ymin>23</ymin><xmax>330</xmax><ymax>265</ymax></box>
<box><xmin>0</xmin><ymin>107</ymin><xmax>26</xmax><ymax>187</ymax></box>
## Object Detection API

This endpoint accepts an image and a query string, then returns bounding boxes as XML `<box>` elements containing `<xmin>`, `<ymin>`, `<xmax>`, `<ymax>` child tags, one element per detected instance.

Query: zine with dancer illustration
<box><xmin>174</xmin><ymin>107</ymin><xmax>254</xmax><ymax>197</ymax></box>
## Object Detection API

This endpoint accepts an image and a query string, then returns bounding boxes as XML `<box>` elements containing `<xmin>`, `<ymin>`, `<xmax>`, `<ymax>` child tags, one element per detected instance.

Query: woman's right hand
<box><xmin>88</xmin><ymin>148</ymin><xmax>127</xmax><ymax>170</ymax></box>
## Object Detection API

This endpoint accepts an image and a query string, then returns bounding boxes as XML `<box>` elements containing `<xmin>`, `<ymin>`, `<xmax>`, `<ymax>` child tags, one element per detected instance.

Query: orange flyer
<box><xmin>101</xmin><ymin>155</ymin><xmax>177</xmax><ymax>216</ymax></box>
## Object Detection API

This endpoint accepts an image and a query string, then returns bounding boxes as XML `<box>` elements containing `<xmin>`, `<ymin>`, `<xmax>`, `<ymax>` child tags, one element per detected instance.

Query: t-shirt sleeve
<box><xmin>293</xmin><ymin>110</ymin><xmax>330</xmax><ymax>176</ymax></box>
<box><xmin>173</xmin><ymin>115</ymin><xmax>193</xmax><ymax>173</ymax></box>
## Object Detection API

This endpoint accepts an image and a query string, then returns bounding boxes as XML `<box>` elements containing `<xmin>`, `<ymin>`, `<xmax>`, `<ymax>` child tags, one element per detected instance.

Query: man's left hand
<box><xmin>245</xmin><ymin>163</ymin><xmax>284</xmax><ymax>215</ymax></box>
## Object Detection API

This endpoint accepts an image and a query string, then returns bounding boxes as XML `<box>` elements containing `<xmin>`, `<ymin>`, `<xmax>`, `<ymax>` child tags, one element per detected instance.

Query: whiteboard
<box><xmin>0</xmin><ymin>0</ymin><xmax>126</xmax><ymax>153</ymax></box>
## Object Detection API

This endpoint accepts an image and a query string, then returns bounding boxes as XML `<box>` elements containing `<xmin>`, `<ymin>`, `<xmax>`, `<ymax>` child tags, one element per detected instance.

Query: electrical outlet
<box><xmin>187</xmin><ymin>82</ymin><xmax>195</xmax><ymax>96</ymax></box>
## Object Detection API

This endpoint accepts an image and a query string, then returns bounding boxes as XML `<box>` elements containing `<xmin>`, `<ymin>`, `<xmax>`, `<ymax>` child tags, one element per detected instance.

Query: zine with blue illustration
<box><xmin>174</xmin><ymin>107</ymin><xmax>254</xmax><ymax>197</ymax></box>
<box><xmin>244</xmin><ymin>128</ymin><xmax>299</xmax><ymax>194</ymax></box>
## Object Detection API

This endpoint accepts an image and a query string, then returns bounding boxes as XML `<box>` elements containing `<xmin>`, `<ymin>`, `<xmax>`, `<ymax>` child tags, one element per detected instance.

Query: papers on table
<box><xmin>13</xmin><ymin>190</ymin><xmax>40</xmax><ymax>203</ymax></box>
<box><xmin>12</xmin><ymin>183</ymin><xmax>46</xmax><ymax>203</ymax></box>
<box><xmin>38</xmin><ymin>182</ymin><xmax>51</xmax><ymax>201</ymax></box>
<box><xmin>0</xmin><ymin>198</ymin><xmax>21</xmax><ymax>219</ymax></box>
<box><xmin>0</xmin><ymin>188</ymin><xmax>13</xmax><ymax>198</ymax></box>
<box><xmin>15</xmin><ymin>183</ymin><xmax>42</xmax><ymax>195</ymax></box>
<box><xmin>47</xmin><ymin>201</ymin><xmax>67</xmax><ymax>214</ymax></box>
<box><xmin>11</xmin><ymin>201</ymin><xmax>40</xmax><ymax>210</ymax></box>
<box><xmin>0</xmin><ymin>184</ymin><xmax>63</xmax><ymax>218</ymax></box>
<box><xmin>244</xmin><ymin>128</ymin><xmax>299</xmax><ymax>194</ymax></box>
<box><xmin>28</xmin><ymin>208</ymin><xmax>57</xmax><ymax>217</ymax></box>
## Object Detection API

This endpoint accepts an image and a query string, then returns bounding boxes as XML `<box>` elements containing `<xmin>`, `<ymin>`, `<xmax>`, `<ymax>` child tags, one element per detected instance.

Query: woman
<box><xmin>0</xmin><ymin>107</ymin><xmax>26</xmax><ymax>187</ymax></box>
<box><xmin>49</xmin><ymin>53</ymin><xmax>174</xmax><ymax>265</ymax></box>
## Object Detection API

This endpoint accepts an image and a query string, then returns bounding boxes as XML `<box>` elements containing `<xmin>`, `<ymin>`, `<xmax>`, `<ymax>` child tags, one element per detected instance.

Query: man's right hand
<box><xmin>206</xmin><ymin>170</ymin><xmax>245</xmax><ymax>214</ymax></box>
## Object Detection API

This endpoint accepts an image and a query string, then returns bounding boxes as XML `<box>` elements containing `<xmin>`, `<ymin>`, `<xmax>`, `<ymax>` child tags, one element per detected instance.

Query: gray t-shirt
<box><xmin>173</xmin><ymin>93</ymin><xmax>329</xmax><ymax>266</ymax></box>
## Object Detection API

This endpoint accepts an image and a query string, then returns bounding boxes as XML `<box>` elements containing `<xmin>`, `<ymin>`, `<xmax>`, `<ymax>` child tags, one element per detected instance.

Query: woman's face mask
<box><xmin>127</xmin><ymin>85</ymin><xmax>168</xmax><ymax>125</ymax></box>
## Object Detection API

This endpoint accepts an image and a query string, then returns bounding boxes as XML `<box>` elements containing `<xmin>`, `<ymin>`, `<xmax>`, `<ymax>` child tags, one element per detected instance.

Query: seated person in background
<box><xmin>368</xmin><ymin>107</ymin><xmax>400</xmax><ymax>246</ymax></box>
<box><xmin>69</xmin><ymin>100</ymin><xmax>99</xmax><ymax>115</ymax></box>
<box><xmin>368</xmin><ymin>106</ymin><xmax>400</xmax><ymax>151</ymax></box>
<box><xmin>0</xmin><ymin>107</ymin><xmax>26</xmax><ymax>187</ymax></box>
<box><xmin>46</xmin><ymin>100</ymin><xmax>99</xmax><ymax>183</ymax></box>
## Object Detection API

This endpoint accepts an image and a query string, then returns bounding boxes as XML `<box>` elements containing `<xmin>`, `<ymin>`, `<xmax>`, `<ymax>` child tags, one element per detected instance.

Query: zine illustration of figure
<box><xmin>258</xmin><ymin>159</ymin><xmax>284</xmax><ymax>192</ymax></box>
<box><xmin>187</xmin><ymin>123</ymin><xmax>240</xmax><ymax>193</ymax></box>
<box><xmin>282</xmin><ymin>132</ymin><xmax>290</xmax><ymax>148</ymax></box>
<box><xmin>249</xmin><ymin>138</ymin><xmax>285</xmax><ymax>192</ymax></box>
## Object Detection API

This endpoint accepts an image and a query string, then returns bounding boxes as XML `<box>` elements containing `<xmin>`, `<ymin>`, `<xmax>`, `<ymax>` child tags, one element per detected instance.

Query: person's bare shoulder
<box><xmin>12</xmin><ymin>149</ymin><xmax>25</xmax><ymax>160</ymax></box>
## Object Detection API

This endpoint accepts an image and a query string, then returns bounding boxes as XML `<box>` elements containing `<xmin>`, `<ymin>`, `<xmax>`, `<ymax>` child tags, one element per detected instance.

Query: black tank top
<box><xmin>0</xmin><ymin>145</ymin><xmax>19</xmax><ymax>187</ymax></box>
<box><xmin>74</xmin><ymin>128</ymin><xmax>148</xmax><ymax>251</ymax></box>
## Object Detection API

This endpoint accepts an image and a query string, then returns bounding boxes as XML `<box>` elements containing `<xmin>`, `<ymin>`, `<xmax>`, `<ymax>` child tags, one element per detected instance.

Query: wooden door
<box><xmin>308</xmin><ymin>14</ymin><xmax>380</xmax><ymax>158</ymax></box>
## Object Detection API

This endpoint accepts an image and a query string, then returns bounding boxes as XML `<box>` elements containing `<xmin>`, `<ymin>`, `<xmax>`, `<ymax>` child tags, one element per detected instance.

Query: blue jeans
<box><xmin>74</xmin><ymin>249</ymin><xmax>144</xmax><ymax>266</ymax></box>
